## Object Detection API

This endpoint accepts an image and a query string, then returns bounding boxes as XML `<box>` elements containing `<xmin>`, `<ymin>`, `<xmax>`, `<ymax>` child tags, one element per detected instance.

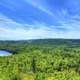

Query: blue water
<box><xmin>0</xmin><ymin>50</ymin><xmax>12</xmax><ymax>56</ymax></box>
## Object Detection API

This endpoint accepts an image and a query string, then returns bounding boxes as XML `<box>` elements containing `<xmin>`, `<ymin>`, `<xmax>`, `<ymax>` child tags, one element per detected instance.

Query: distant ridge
<box><xmin>0</xmin><ymin>39</ymin><xmax>80</xmax><ymax>47</ymax></box>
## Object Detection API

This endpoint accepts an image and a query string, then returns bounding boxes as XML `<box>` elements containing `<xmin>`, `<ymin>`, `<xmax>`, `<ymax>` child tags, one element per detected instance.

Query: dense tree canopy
<box><xmin>0</xmin><ymin>39</ymin><xmax>80</xmax><ymax>80</ymax></box>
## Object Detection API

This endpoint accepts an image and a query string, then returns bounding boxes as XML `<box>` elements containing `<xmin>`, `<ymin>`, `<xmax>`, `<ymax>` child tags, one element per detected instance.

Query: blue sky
<box><xmin>0</xmin><ymin>0</ymin><xmax>80</xmax><ymax>40</ymax></box>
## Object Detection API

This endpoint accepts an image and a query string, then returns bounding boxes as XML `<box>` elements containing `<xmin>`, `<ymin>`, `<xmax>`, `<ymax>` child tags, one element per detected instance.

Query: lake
<box><xmin>0</xmin><ymin>50</ymin><xmax>12</xmax><ymax>56</ymax></box>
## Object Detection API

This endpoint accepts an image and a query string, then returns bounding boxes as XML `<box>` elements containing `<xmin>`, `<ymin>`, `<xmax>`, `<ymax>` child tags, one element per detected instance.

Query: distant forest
<box><xmin>0</xmin><ymin>39</ymin><xmax>80</xmax><ymax>80</ymax></box>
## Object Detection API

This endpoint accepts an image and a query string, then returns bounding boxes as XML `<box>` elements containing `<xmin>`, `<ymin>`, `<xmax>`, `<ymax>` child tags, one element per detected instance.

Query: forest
<box><xmin>0</xmin><ymin>39</ymin><xmax>80</xmax><ymax>80</ymax></box>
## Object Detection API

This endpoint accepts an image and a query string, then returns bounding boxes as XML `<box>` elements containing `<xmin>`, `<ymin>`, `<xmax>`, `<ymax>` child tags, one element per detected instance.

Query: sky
<box><xmin>0</xmin><ymin>0</ymin><xmax>80</xmax><ymax>40</ymax></box>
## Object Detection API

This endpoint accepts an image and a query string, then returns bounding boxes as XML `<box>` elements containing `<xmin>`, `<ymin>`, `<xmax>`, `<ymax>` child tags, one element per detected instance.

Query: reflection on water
<box><xmin>0</xmin><ymin>50</ymin><xmax>12</xmax><ymax>56</ymax></box>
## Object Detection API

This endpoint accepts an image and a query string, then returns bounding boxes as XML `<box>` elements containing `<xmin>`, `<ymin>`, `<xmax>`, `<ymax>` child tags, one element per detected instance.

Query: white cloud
<box><xmin>25</xmin><ymin>0</ymin><xmax>56</xmax><ymax>18</ymax></box>
<box><xmin>0</xmin><ymin>14</ymin><xmax>80</xmax><ymax>40</ymax></box>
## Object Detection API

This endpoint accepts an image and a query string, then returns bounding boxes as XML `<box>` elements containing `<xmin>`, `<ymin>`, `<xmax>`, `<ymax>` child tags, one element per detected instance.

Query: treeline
<box><xmin>0</xmin><ymin>39</ymin><xmax>80</xmax><ymax>47</ymax></box>
<box><xmin>0</xmin><ymin>39</ymin><xmax>80</xmax><ymax>80</ymax></box>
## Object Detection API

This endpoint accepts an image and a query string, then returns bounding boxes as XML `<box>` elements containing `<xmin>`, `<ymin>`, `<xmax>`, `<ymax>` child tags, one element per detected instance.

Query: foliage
<box><xmin>0</xmin><ymin>39</ymin><xmax>80</xmax><ymax>80</ymax></box>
